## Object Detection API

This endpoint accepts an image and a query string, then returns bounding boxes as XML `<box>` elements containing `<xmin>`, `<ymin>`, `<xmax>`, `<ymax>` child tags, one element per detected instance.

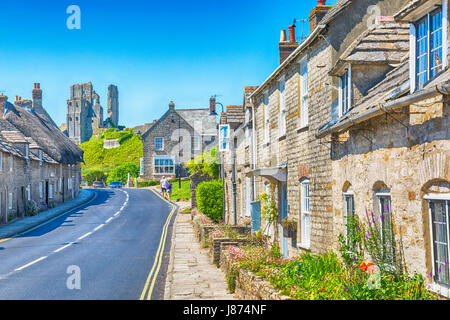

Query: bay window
<box><xmin>153</xmin><ymin>156</ymin><xmax>175</xmax><ymax>174</ymax></box>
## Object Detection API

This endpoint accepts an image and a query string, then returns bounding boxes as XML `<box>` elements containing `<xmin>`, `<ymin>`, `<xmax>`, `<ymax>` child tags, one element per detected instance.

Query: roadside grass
<box><xmin>156</xmin><ymin>178</ymin><xmax>191</xmax><ymax>201</ymax></box>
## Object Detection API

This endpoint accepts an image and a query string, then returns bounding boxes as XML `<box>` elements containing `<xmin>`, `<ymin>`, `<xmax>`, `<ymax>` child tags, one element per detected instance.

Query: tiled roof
<box><xmin>319</xmin><ymin>58</ymin><xmax>450</xmax><ymax>136</ymax></box>
<box><xmin>330</xmin><ymin>21</ymin><xmax>410</xmax><ymax>74</ymax></box>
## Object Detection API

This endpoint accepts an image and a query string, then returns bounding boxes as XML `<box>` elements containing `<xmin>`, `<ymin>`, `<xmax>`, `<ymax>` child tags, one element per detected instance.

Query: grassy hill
<box><xmin>80</xmin><ymin>128</ymin><xmax>143</xmax><ymax>174</ymax></box>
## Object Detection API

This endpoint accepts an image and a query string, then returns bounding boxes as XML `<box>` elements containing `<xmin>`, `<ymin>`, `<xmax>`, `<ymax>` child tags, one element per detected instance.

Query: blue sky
<box><xmin>0</xmin><ymin>0</ymin><xmax>337</xmax><ymax>128</ymax></box>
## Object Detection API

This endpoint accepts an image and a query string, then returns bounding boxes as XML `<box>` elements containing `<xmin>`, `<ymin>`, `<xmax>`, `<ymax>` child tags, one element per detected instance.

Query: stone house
<box><xmin>0</xmin><ymin>85</ymin><xmax>83</xmax><ymax>225</ymax></box>
<box><xmin>141</xmin><ymin>100</ymin><xmax>217</xmax><ymax>181</ymax></box>
<box><xmin>316</xmin><ymin>0</ymin><xmax>450</xmax><ymax>297</ymax></box>
<box><xmin>222</xmin><ymin>87</ymin><xmax>258</xmax><ymax>225</ymax></box>
<box><xmin>246</xmin><ymin>0</ymin><xmax>408</xmax><ymax>258</ymax></box>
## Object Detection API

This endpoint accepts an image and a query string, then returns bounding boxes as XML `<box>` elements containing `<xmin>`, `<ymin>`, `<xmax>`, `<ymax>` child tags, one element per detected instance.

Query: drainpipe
<box><xmin>316</xmin><ymin>81</ymin><xmax>450</xmax><ymax>138</ymax></box>
<box><xmin>251</xmin><ymin>97</ymin><xmax>257</xmax><ymax>201</ymax></box>
<box><xmin>231</xmin><ymin>134</ymin><xmax>237</xmax><ymax>225</ymax></box>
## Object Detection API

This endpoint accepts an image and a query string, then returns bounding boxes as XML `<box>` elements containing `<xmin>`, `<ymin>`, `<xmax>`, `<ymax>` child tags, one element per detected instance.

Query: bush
<box><xmin>138</xmin><ymin>180</ymin><xmax>159</xmax><ymax>188</ymax></box>
<box><xmin>82</xmin><ymin>170</ymin><xmax>109</xmax><ymax>185</ymax></box>
<box><xmin>106</xmin><ymin>162</ymin><xmax>140</xmax><ymax>185</ymax></box>
<box><xmin>196</xmin><ymin>179</ymin><xmax>223</xmax><ymax>222</ymax></box>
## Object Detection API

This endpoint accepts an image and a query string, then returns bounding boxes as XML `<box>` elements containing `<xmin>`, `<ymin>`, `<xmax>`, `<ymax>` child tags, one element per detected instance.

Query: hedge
<box><xmin>196</xmin><ymin>179</ymin><xmax>223</xmax><ymax>222</ymax></box>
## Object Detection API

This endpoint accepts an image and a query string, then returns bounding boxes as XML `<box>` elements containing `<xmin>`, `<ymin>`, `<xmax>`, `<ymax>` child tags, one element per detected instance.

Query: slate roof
<box><xmin>318</xmin><ymin>56</ymin><xmax>450</xmax><ymax>136</ymax></box>
<box><xmin>175</xmin><ymin>108</ymin><xmax>217</xmax><ymax>135</ymax></box>
<box><xmin>330</xmin><ymin>21</ymin><xmax>410</xmax><ymax>75</ymax></box>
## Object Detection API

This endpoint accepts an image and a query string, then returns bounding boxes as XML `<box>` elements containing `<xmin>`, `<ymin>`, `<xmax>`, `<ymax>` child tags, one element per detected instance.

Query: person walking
<box><xmin>160</xmin><ymin>176</ymin><xmax>168</xmax><ymax>199</ymax></box>
<box><xmin>166</xmin><ymin>181</ymin><xmax>173</xmax><ymax>201</ymax></box>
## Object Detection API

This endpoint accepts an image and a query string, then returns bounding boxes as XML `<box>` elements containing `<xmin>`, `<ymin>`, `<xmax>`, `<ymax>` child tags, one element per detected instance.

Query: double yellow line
<box><xmin>139</xmin><ymin>189</ymin><xmax>177</xmax><ymax>300</ymax></box>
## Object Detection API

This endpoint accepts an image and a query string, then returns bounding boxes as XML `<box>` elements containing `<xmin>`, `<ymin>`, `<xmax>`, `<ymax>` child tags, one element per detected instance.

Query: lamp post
<box><xmin>214</xmin><ymin>100</ymin><xmax>226</xmax><ymax>222</ymax></box>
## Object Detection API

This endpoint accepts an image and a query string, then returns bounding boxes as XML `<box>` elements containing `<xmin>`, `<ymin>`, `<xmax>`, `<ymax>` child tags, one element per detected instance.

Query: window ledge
<box><xmin>296</xmin><ymin>243</ymin><xmax>311</xmax><ymax>251</ymax></box>
<box><xmin>278</xmin><ymin>134</ymin><xmax>287</xmax><ymax>141</ymax></box>
<box><xmin>428</xmin><ymin>282</ymin><xmax>450</xmax><ymax>298</ymax></box>
<box><xmin>296</xmin><ymin>125</ymin><xmax>309</xmax><ymax>132</ymax></box>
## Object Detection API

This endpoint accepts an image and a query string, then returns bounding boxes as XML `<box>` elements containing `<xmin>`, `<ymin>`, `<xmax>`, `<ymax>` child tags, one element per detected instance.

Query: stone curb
<box><xmin>0</xmin><ymin>189</ymin><xmax>96</xmax><ymax>240</ymax></box>
<box><xmin>164</xmin><ymin>212</ymin><xmax>178</xmax><ymax>300</ymax></box>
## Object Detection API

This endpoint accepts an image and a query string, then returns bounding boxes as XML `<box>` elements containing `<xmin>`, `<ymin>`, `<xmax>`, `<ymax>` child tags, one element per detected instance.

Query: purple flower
<box><xmin>439</xmin><ymin>266</ymin><xmax>442</xmax><ymax>274</ymax></box>
<box><xmin>386</xmin><ymin>203</ymin><xmax>390</xmax><ymax>212</ymax></box>
<box><xmin>357</xmin><ymin>225</ymin><xmax>361</xmax><ymax>232</ymax></box>
<box><xmin>353</xmin><ymin>256</ymin><xmax>356</xmax><ymax>262</ymax></box>
<box><xmin>429</xmin><ymin>272</ymin><xmax>433</xmax><ymax>279</ymax></box>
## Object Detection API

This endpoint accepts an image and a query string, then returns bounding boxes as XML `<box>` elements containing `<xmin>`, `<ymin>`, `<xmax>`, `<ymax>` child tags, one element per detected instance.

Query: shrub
<box><xmin>196</xmin><ymin>179</ymin><xmax>223</xmax><ymax>222</ymax></box>
<box><xmin>106</xmin><ymin>162</ymin><xmax>140</xmax><ymax>185</ymax></box>
<box><xmin>138</xmin><ymin>180</ymin><xmax>159</xmax><ymax>188</ymax></box>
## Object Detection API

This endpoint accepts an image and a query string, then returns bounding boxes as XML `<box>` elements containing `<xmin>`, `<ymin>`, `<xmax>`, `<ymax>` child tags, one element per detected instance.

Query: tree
<box><xmin>186</xmin><ymin>146</ymin><xmax>220</xmax><ymax>178</ymax></box>
<box><xmin>106</xmin><ymin>162</ymin><xmax>140</xmax><ymax>185</ymax></box>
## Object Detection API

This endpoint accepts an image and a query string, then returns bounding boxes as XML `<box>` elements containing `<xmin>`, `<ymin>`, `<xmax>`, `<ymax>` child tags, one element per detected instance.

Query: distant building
<box><xmin>0</xmin><ymin>83</ymin><xmax>84</xmax><ymax>224</ymax></box>
<box><xmin>65</xmin><ymin>82</ymin><xmax>119</xmax><ymax>144</ymax></box>
<box><xmin>141</xmin><ymin>100</ymin><xmax>217</xmax><ymax>181</ymax></box>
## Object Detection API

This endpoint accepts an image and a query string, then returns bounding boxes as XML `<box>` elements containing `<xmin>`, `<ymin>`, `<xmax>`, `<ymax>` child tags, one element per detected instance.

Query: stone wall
<box><xmin>330</xmin><ymin>94</ymin><xmax>450</xmax><ymax>279</ymax></box>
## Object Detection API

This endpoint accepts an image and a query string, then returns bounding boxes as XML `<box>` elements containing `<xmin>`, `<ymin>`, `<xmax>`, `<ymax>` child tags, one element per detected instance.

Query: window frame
<box><xmin>278</xmin><ymin>76</ymin><xmax>287</xmax><ymax>137</ymax></box>
<box><xmin>299</xmin><ymin>178</ymin><xmax>311</xmax><ymax>249</ymax></box>
<box><xmin>153</xmin><ymin>156</ymin><xmax>175</xmax><ymax>175</ymax></box>
<box><xmin>427</xmin><ymin>198</ymin><xmax>450</xmax><ymax>290</ymax></box>
<box><xmin>410</xmin><ymin>1</ymin><xmax>448</xmax><ymax>92</ymax></box>
<box><xmin>343</xmin><ymin>189</ymin><xmax>356</xmax><ymax>248</ymax></box>
<box><xmin>299</xmin><ymin>58</ymin><xmax>309</xmax><ymax>128</ymax></box>
<box><xmin>8</xmin><ymin>192</ymin><xmax>13</xmax><ymax>210</ymax></box>
<box><xmin>338</xmin><ymin>66</ymin><xmax>352</xmax><ymax>118</ymax></box>
<box><xmin>154</xmin><ymin>136</ymin><xmax>164</xmax><ymax>151</ymax></box>
<box><xmin>191</xmin><ymin>136</ymin><xmax>200</xmax><ymax>152</ymax></box>
<box><xmin>264</xmin><ymin>91</ymin><xmax>270</xmax><ymax>144</ymax></box>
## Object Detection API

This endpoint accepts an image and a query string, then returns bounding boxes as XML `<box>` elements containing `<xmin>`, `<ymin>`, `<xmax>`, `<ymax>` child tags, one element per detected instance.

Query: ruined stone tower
<box><xmin>66</xmin><ymin>82</ymin><xmax>103</xmax><ymax>144</ymax></box>
<box><xmin>107</xmin><ymin>85</ymin><xmax>119</xmax><ymax>128</ymax></box>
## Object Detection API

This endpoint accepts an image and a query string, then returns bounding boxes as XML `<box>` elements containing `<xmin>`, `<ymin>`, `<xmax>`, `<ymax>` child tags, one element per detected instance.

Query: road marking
<box><xmin>114</xmin><ymin>211</ymin><xmax>120</xmax><ymax>217</ymax></box>
<box><xmin>105</xmin><ymin>217</ymin><xmax>113</xmax><ymax>223</ymax></box>
<box><xmin>53</xmin><ymin>242</ymin><xmax>74</xmax><ymax>253</ymax></box>
<box><xmin>94</xmin><ymin>224</ymin><xmax>105</xmax><ymax>231</ymax></box>
<box><xmin>77</xmin><ymin>232</ymin><xmax>92</xmax><ymax>241</ymax></box>
<box><xmin>15</xmin><ymin>256</ymin><xmax>48</xmax><ymax>271</ymax></box>
<box><xmin>139</xmin><ymin>188</ymin><xmax>177</xmax><ymax>300</ymax></box>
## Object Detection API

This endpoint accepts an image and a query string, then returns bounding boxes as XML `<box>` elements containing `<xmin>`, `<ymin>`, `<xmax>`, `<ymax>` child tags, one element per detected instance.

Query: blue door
<box><xmin>251</xmin><ymin>201</ymin><xmax>261</xmax><ymax>232</ymax></box>
<box><xmin>279</xmin><ymin>183</ymin><xmax>288</xmax><ymax>257</ymax></box>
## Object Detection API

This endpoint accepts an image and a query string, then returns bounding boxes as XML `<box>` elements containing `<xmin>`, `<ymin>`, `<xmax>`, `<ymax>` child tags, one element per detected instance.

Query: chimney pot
<box><xmin>210</xmin><ymin>96</ymin><xmax>216</xmax><ymax>115</ymax></box>
<box><xmin>280</xmin><ymin>30</ymin><xmax>287</xmax><ymax>42</ymax></box>
<box><xmin>288</xmin><ymin>24</ymin><xmax>296</xmax><ymax>43</ymax></box>
<box><xmin>318</xmin><ymin>0</ymin><xmax>326</xmax><ymax>5</ymax></box>
<box><xmin>309</xmin><ymin>0</ymin><xmax>331</xmax><ymax>32</ymax></box>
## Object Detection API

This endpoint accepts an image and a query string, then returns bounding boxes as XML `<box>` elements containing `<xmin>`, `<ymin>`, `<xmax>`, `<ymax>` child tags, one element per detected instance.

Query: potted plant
<box><xmin>281</xmin><ymin>218</ymin><xmax>298</xmax><ymax>238</ymax></box>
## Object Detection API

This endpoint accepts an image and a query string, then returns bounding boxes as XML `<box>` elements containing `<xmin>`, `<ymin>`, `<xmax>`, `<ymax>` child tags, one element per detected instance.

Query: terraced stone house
<box><xmin>246</xmin><ymin>0</ymin><xmax>408</xmax><ymax>259</ymax></box>
<box><xmin>0</xmin><ymin>84</ymin><xmax>83</xmax><ymax>225</ymax></box>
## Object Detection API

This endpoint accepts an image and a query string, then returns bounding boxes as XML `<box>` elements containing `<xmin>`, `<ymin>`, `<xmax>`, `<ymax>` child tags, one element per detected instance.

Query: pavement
<box><xmin>164</xmin><ymin>201</ymin><xmax>236</xmax><ymax>300</ymax></box>
<box><xmin>0</xmin><ymin>189</ymin><xmax>95</xmax><ymax>240</ymax></box>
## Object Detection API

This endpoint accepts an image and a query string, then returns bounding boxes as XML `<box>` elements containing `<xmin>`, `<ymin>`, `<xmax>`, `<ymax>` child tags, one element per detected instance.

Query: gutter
<box><xmin>316</xmin><ymin>80</ymin><xmax>450</xmax><ymax>138</ymax></box>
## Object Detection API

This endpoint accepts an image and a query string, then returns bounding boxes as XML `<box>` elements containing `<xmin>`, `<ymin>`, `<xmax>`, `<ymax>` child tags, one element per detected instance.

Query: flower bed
<box><xmin>221</xmin><ymin>244</ymin><xmax>443</xmax><ymax>300</ymax></box>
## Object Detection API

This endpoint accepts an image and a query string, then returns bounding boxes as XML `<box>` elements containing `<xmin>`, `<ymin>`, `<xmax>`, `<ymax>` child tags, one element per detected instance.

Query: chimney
<box><xmin>210</xmin><ymin>96</ymin><xmax>216</xmax><ymax>115</ymax></box>
<box><xmin>0</xmin><ymin>94</ymin><xmax>8</xmax><ymax>120</ymax></box>
<box><xmin>32</xmin><ymin>82</ymin><xmax>43</xmax><ymax>112</ymax></box>
<box><xmin>309</xmin><ymin>0</ymin><xmax>331</xmax><ymax>32</ymax></box>
<box><xmin>279</xmin><ymin>25</ymin><xmax>298</xmax><ymax>64</ymax></box>
<box><xmin>169</xmin><ymin>101</ymin><xmax>175</xmax><ymax>111</ymax></box>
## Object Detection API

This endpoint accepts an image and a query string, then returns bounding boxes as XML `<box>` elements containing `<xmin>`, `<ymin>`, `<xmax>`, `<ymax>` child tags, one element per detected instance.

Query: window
<box><xmin>8</xmin><ymin>192</ymin><xmax>13</xmax><ymax>210</ymax></box>
<box><xmin>9</xmin><ymin>155</ymin><xmax>13</xmax><ymax>172</ymax></box>
<box><xmin>25</xmin><ymin>144</ymin><xmax>29</xmax><ymax>159</ymax></box>
<box><xmin>344</xmin><ymin>189</ymin><xmax>356</xmax><ymax>247</ymax></box>
<box><xmin>375</xmin><ymin>190</ymin><xmax>394</xmax><ymax>262</ymax></box>
<box><xmin>49</xmin><ymin>184</ymin><xmax>54</xmax><ymax>199</ymax></box>
<box><xmin>245</xmin><ymin>177</ymin><xmax>251</xmax><ymax>217</ymax></box>
<box><xmin>39</xmin><ymin>150</ymin><xmax>43</xmax><ymax>167</ymax></box>
<box><xmin>191</xmin><ymin>136</ymin><xmax>200</xmax><ymax>151</ymax></box>
<box><xmin>26</xmin><ymin>184</ymin><xmax>31</xmax><ymax>201</ymax></box>
<box><xmin>0</xmin><ymin>152</ymin><xmax>2</xmax><ymax>171</ymax></box>
<box><xmin>279</xmin><ymin>78</ymin><xmax>286</xmax><ymax>137</ymax></box>
<box><xmin>39</xmin><ymin>182</ymin><xmax>44</xmax><ymax>198</ymax></box>
<box><xmin>154</xmin><ymin>137</ymin><xmax>164</xmax><ymax>151</ymax></box>
<box><xmin>428</xmin><ymin>198</ymin><xmax>450</xmax><ymax>286</ymax></box>
<box><xmin>68</xmin><ymin>178</ymin><xmax>72</xmax><ymax>190</ymax></box>
<box><xmin>153</xmin><ymin>156</ymin><xmax>175</xmax><ymax>174</ymax></box>
<box><xmin>415</xmin><ymin>8</ymin><xmax>444</xmax><ymax>89</ymax></box>
<box><xmin>300</xmin><ymin>179</ymin><xmax>311</xmax><ymax>248</ymax></box>
<box><xmin>339</xmin><ymin>68</ymin><xmax>351</xmax><ymax>117</ymax></box>
<box><xmin>299</xmin><ymin>58</ymin><xmax>309</xmax><ymax>127</ymax></box>
<box><xmin>264</xmin><ymin>92</ymin><xmax>270</xmax><ymax>143</ymax></box>
<box><xmin>59</xmin><ymin>177</ymin><xmax>63</xmax><ymax>193</ymax></box>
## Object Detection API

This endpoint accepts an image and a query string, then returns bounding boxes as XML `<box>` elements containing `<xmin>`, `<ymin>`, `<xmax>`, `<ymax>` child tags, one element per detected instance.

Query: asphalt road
<box><xmin>0</xmin><ymin>188</ymin><xmax>176</xmax><ymax>300</ymax></box>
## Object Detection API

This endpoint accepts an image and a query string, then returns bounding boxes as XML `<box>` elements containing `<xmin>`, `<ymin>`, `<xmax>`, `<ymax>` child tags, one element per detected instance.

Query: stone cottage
<box><xmin>141</xmin><ymin>100</ymin><xmax>217</xmax><ymax>181</ymax></box>
<box><xmin>316</xmin><ymin>0</ymin><xmax>450</xmax><ymax>297</ymax></box>
<box><xmin>222</xmin><ymin>87</ymin><xmax>258</xmax><ymax>225</ymax></box>
<box><xmin>246</xmin><ymin>0</ymin><xmax>408</xmax><ymax>258</ymax></box>
<box><xmin>0</xmin><ymin>84</ymin><xmax>83</xmax><ymax>224</ymax></box>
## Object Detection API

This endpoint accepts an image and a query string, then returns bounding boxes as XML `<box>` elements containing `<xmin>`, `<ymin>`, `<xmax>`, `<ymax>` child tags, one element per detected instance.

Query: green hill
<box><xmin>79</xmin><ymin>128</ymin><xmax>143</xmax><ymax>175</ymax></box>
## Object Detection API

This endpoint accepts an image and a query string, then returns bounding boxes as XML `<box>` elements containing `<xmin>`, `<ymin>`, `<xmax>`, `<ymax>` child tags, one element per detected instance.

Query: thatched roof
<box><xmin>3</xmin><ymin>102</ymin><xmax>83</xmax><ymax>164</ymax></box>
